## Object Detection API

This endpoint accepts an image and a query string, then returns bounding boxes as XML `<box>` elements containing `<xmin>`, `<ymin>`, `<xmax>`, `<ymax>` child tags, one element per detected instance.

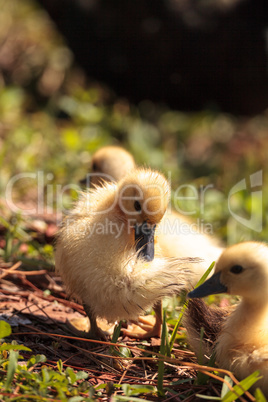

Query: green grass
<box><xmin>0</xmin><ymin>320</ymin><xmax>265</xmax><ymax>401</ymax></box>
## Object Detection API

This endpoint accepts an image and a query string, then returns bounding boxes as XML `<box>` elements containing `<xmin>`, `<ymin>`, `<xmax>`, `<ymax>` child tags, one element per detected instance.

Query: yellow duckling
<box><xmin>187</xmin><ymin>241</ymin><xmax>268</xmax><ymax>396</ymax></box>
<box><xmin>77</xmin><ymin>145</ymin><xmax>222</xmax><ymax>334</ymax></box>
<box><xmin>55</xmin><ymin>168</ymin><xmax>196</xmax><ymax>339</ymax></box>
<box><xmin>83</xmin><ymin>146</ymin><xmax>223</xmax><ymax>285</ymax></box>
<box><xmin>80</xmin><ymin>145</ymin><xmax>135</xmax><ymax>187</ymax></box>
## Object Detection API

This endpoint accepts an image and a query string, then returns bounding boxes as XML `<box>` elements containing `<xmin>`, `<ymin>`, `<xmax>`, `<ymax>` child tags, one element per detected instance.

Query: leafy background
<box><xmin>0</xmin><ymin>0</ymin><xmax>268</xmax><ymax>401</ymax></box>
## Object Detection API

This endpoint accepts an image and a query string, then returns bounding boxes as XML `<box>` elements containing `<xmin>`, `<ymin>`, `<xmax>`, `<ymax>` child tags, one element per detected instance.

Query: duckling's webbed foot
<box><xmin>122</xmin><ymin>301</ymin><xmax>163</xmax><ymax>339</ymax></box>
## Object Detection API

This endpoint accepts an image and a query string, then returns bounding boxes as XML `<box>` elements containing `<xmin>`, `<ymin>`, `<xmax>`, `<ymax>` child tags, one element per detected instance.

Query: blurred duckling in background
<box><xmin>186</xmin><ymin>242</ymin><xmax>268</xmax><ymax>396</ymax></box>
<box><xmin>80</xmin><ymin>145</ymin><xmax>135</xmax><ymax>187</ymax></box>
<box><xmin>55</xmin><ymin>168</ymin><xmax>197</xmax><ymax>339</ymax></box>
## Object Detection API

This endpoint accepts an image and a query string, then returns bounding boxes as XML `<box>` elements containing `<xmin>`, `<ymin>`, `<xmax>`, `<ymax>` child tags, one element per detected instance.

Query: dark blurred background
<box><xmin>37</xmin><ymin>0</ymin><xmax>268</xmax><ymax>114</ymax></box>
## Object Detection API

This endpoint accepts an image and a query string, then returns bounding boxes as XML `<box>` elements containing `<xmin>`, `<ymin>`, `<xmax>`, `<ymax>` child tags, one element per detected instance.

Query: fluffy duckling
<box><xmin>79</xmin><ymin>146</ymin><xmax>222</xmax><ymax>335</ymax></box>
<box><xmin>83</xmin><ymin>146</ymin><xmax>223</xmax><ymax>285</ymax></box>
<box><xmin>80</xmin><ymin>145</ymin><xmax>135</xmax><ymax>187</ymax></box>
<box><xmin>186</xmin><ymin>242</ymin><xmax>268</xmax><ymax>395</ymax></box>
<box><xmin>55</xmin><ymin>168</ymin><xmax>197</xmax><ymax>339</ymax></box>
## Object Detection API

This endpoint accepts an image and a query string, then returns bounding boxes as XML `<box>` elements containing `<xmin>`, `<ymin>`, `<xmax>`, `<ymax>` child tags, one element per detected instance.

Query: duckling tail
<box><xmin>184</xmin><ymin>299</ymin><xmax>228</xmax><ymax>363</ymax></box>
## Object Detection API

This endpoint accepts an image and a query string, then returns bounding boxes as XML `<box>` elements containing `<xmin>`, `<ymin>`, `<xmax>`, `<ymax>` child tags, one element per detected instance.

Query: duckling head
<box><xmin>81</xmin><ymin>146</ymin><xmax>135</xmax><ymax>186</ymax></box>
<box><xmin>116</xmin><ymin>168</ymin><xmax>170</xmax><ymax>262</ymax></box>
<box><xmin>188</xmin><ymin>242</ymin><xmax>268</xmax><ymax>302</ymax></box>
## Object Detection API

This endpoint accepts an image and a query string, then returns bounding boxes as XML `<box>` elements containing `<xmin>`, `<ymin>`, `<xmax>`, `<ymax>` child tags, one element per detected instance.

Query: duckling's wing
<box><xmin>184</xmin><ymin>299</ymin><xmax>229</xmax><ymax>363</ymax></box>
<box><xmin>250</xmin><ymin>347</ymin><xmax>268</xmax><ymax>367</ymax></box>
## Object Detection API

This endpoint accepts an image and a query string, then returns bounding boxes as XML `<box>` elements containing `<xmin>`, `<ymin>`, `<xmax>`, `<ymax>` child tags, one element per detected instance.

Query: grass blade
<box><xmin>111</xmin><ymin>321</ymin><xmax>122</xmax><ymax>343</ymax></box>
<box><xmin>169</xmin><ymin>298</ymin><xmax>188</xmax><ymax>351</ymax></box>
<box><xmin>157</xmin><ymin>310</ymin><xmax>167</xmax><ymax>397</ymax></box>
<box><xmin>169</xmin><ymin>261</ymin><xmax>215</xmax><ymax>351</ymax></box>
<box><xmin>221</xmin><ymin>375</ymin><xmax>233</xmax><ymax>399</ymax></box>
<box><xmin>195</xmin><ymin>261</ymin><xmax>215</xmax><ymax>288</ymax></box>
<box><xmin>5</xmin><ymin>350</ymin><xmax>18</xmax><ymax>390</ymax></box>
<box><xmin>254</xmin><ymin>388</ymin><xmax>267</xmax><ymax>401</ymax></box>
<box><xmin>222</xmin><ymin>371</ymin><xmax>262</xmax><ymax>402</ymax></box>
<box><xmin>112</xmin><ymin>397</ymin><xmax>154</xmax><ymax>402</ymax></box>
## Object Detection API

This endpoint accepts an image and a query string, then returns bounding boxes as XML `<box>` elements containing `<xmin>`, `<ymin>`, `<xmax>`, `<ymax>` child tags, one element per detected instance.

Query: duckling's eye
<box><xmin>134</xmin><ymin>200</ymin><xmax>142</xmax><ymax>212</ymax></box>
<box><xmin>230</xmin><ymin>265</ymin><xmax>244</xmax><ymax>274</ymax></box>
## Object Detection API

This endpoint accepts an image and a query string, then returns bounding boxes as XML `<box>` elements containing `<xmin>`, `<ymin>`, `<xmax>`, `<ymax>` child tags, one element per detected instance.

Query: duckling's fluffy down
<box><xmin>56</xmin><ymin>235</ymin><xmax>191</xmax><ymax>323</ymax></box>
<box><xmin>55</xmin><ymin>176</ymin><xmax>194</xmax><ymax>324</ymax></box>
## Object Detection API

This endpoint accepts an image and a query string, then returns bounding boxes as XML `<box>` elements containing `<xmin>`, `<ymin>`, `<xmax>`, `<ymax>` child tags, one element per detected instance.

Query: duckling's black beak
<box><xmin>135</xmin><ymin>222</ymin><xmax>156</xmax><ymax>262</ymax></box>
<box><xmin>188</xmin><ymin>271</ymin><xmax>228</xmax><ymax>299</ymax></box>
